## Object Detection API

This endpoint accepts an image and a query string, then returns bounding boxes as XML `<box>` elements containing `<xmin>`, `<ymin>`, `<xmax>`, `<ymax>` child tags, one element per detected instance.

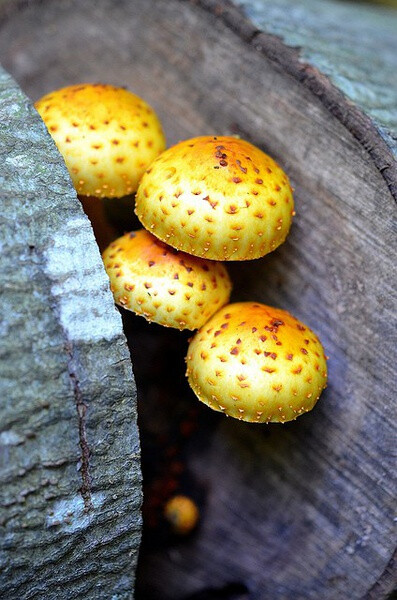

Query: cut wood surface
<box><xmin>0</xmin><ymin>0</ymin><xmax>396</xmax><ymax>599</ymax></box>
<box><xmin>0</xmin><ymin>68</ymin><xmax>141</xmax><ymax>599</ymax></box>
<box><xmin>237</xmin><ymin>0</ymin><xmax>397</xmax><ymax>156</ymax></box>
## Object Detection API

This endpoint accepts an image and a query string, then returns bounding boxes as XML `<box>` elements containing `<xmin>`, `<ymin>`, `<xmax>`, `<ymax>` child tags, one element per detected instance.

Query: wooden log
<box><xmin>0</xmin><ymin>0</ymin><xmax>395</xmax><ymax>598</ymax></box>
<box><xmin>0</xmin><ymin>68</ymin><xmax>141</xmax><ymax>598</ymax></box>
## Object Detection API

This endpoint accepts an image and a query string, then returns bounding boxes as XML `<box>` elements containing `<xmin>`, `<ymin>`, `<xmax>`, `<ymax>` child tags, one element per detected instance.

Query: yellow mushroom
<box><xmin>102</xmin><ymin>229</ymin><xmax>232</xmax><ymax>330</ymax></box>
<box><xmin>164</xmin><ymin>495</ymin><xmax>199</xmax><ymax>535</ymax></box>
<box><xmin>186</xmin><ymin>302</ymin><xmax>327</xmax><ymax>422</ymax></box>
<box><xmin>35</xmin><ymin>83</ymin><xmax>166</xmax><ymax>198</ymax></box>
<box><xmin>135</xmin><ymin>135</ymin><xmax>294</xmax><ymax>260</ymax></box>
<box><xmin>35</xmin><ymin>83</ymin><xmax>166</xmax><ymax>250</ymax></box>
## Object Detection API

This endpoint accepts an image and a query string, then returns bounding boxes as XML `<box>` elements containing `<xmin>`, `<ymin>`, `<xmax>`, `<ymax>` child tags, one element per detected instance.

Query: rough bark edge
<box><xmin>189</xmin><ymin>0</ymin><xmax>397</xmax><ymax>201</ymax></box>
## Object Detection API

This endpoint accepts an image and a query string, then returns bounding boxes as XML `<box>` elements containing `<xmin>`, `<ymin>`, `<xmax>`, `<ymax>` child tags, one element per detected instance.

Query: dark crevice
<box><xmin>180</xmin><ymin>582</ymin><xmax>250</xmax><ymax>600</ymax></box>
<box><xmin>64</xmin><ymin>341</ymin><xmax>93</xmax><ymax>512</ymax></box>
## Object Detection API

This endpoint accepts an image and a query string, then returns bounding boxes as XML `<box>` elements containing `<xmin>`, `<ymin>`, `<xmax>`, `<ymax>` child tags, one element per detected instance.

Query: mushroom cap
<box><xmin>102</xmin><ymin>229</ymin><xmax>232</xmax><ymax>330</ymax></box>
<box><xmin>164</xmin><ymin>495</ymin><xmax>199</xmax><ymax>535</ymax></box>
<box><xmin>135</xmin><ymin>135</ymin><xmax>294</xmax><ymax>260</ymax></box>
<box><xmin>186</xmin><ymin>302</ymin><xmax>327</xmax><ymax>423</ymax></box>
<box><xmin>35</xmin><ymin>83</ymin><xmax>166</xmax><ymax>198</ymax></box>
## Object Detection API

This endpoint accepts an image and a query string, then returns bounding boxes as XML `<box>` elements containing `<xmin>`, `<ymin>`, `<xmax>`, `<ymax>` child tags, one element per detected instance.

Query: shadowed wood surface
<box><xmin>0</xmin><ymin>68</ymin><xmax>141</xmax><ymax>598</ymax></box>
<box><xmin>0</xmin><ymin>0</ymin><xmax>396</xmax><ymax>598</ymax></box>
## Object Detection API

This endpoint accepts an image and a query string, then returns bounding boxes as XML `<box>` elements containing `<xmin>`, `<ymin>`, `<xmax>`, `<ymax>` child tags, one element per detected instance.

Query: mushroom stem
<box><xmin>79</xmin><ymin>195</ymin><xmax>118</xmax><ymax>252</ymax></box>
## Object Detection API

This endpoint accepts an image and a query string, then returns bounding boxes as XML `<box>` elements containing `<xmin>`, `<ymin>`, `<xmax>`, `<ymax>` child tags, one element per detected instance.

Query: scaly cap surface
<box><xmin>102</xmin><ymin>229</ymin><xmax>232</xmax><ymax>330</ymax></box>
<box><xmin>186</xmin><ymin>302</ymin><xmax>327</xmax><ymax>422</ymax></box>
<box><xmin>135</xmin><ymin>136</ymin><xmax>294</xmax><ymax>260</ymax></box>
<box><xmin>35</xmin><ymin>83</ymin><xmax>166</xmax><ymax>198</ymax></box>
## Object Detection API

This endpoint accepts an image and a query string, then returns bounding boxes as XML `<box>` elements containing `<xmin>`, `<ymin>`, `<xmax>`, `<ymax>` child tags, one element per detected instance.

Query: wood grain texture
<box><xmin>0</xmin><ymin>67</ymin><xmax>141</xmax><ymax>599</ymax></box>
<box><xmin>0</xmin><ymin>0</ymin><xmax>395</xmax><ymax>598</ymax></box>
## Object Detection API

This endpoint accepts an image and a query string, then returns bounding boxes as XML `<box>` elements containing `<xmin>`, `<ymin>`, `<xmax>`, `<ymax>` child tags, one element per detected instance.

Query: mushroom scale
<box><xmin>35</xmin><ymin>83</ymin><xmax>166</xmax><ymax>198</ymax></box>
<box><xmin>186</xmin><ymin>302</ymin><xmax>327</xmax><ymax>422</ymax></box>
<box><xmin>135</xmin><ymin>136</ymin><xmax>294</xmax><ymax>260</ymax></box>
<box><xmin>102</xmin><ymin>229</ymin><xmax>232</xmax><ymax>330</ymax></box>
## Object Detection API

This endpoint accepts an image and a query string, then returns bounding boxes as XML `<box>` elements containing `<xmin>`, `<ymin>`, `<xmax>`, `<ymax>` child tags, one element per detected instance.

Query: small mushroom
<box><xmin>164</xmin><ymin>495</ymin><xmax>199</xmax><ymax>535</ymax></box>
<box><xmin>102</xmin><ymin>229</ymin><xmax>232</xmax><ymax>330</ymax></box>
<box><xmin>135</xmin><ymin>135</ymin><xmax>294</xmax><ymax>260</ymax></box>
<box><xmin>35</xmin><ymin>83</ymin><xmax>166</xmax><ymax>248</ymax></box>
<box><xmin>186</xmin><ymin>302</ymin><xmax>327</xmax><ymax>423</ymax></box>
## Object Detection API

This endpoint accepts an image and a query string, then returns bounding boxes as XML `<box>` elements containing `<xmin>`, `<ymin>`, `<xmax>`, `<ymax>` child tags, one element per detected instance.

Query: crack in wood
<box><xmin>65</xmin><ymin>342</ymin><xmax>93</xmax><ymax>512</ymax></box>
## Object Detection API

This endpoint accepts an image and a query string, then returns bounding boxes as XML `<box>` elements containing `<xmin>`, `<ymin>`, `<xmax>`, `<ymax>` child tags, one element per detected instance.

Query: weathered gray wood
<box><xmin>0</xmin><ymin>0</ymin><xmax>396</xmax><ymax>598</ymax></box>
<box><xmin>237</xmin><ymin>0</ymin><xmax>397</xmax><ymax>156</ymax></box>
<box><xmin>196</xmin><ymin>0</ymin><xmax>397</xmax><ymax>198</ymax></box>
<box><xmin>0</xmin><ymin>68</ymin><xmax>141</xmax><ymax>598</ymax></box>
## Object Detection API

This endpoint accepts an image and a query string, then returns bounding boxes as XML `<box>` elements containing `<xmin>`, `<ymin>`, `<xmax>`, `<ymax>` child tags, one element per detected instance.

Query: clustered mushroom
<box><xmin>186</xmin><ymin>302</ymin><xmax>327</xmax><ymax>423</ymax></box>
<box><xmin>135</xmin><ymin>136</ymin><xmax>294</xmax><ymax>260</ymax></box>
<box><xmin>35</xmin><ymin>83</ymin><xmax>166</xmax><ymax>198</ymax></box>
<box><xmin>35</xmin><ymin>83</ymin><xmax>165</xmax><ymax>249</ymax></box>
<box><xmin>102</xmin><ymin>228</ymin><xmax>232</xmax><ymax>330</ymax></box>
<box><xmin>36</xmin><ymin>83</ymin><xmax>327</xmax><ymax>425</ymax></box>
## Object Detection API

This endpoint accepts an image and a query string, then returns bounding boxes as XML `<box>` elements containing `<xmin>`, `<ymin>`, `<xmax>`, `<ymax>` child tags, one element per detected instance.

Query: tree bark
<box><xmin>0</xmin><ymin>67</ymin><xmax>141</xmax><ymax>599</ymax></box>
